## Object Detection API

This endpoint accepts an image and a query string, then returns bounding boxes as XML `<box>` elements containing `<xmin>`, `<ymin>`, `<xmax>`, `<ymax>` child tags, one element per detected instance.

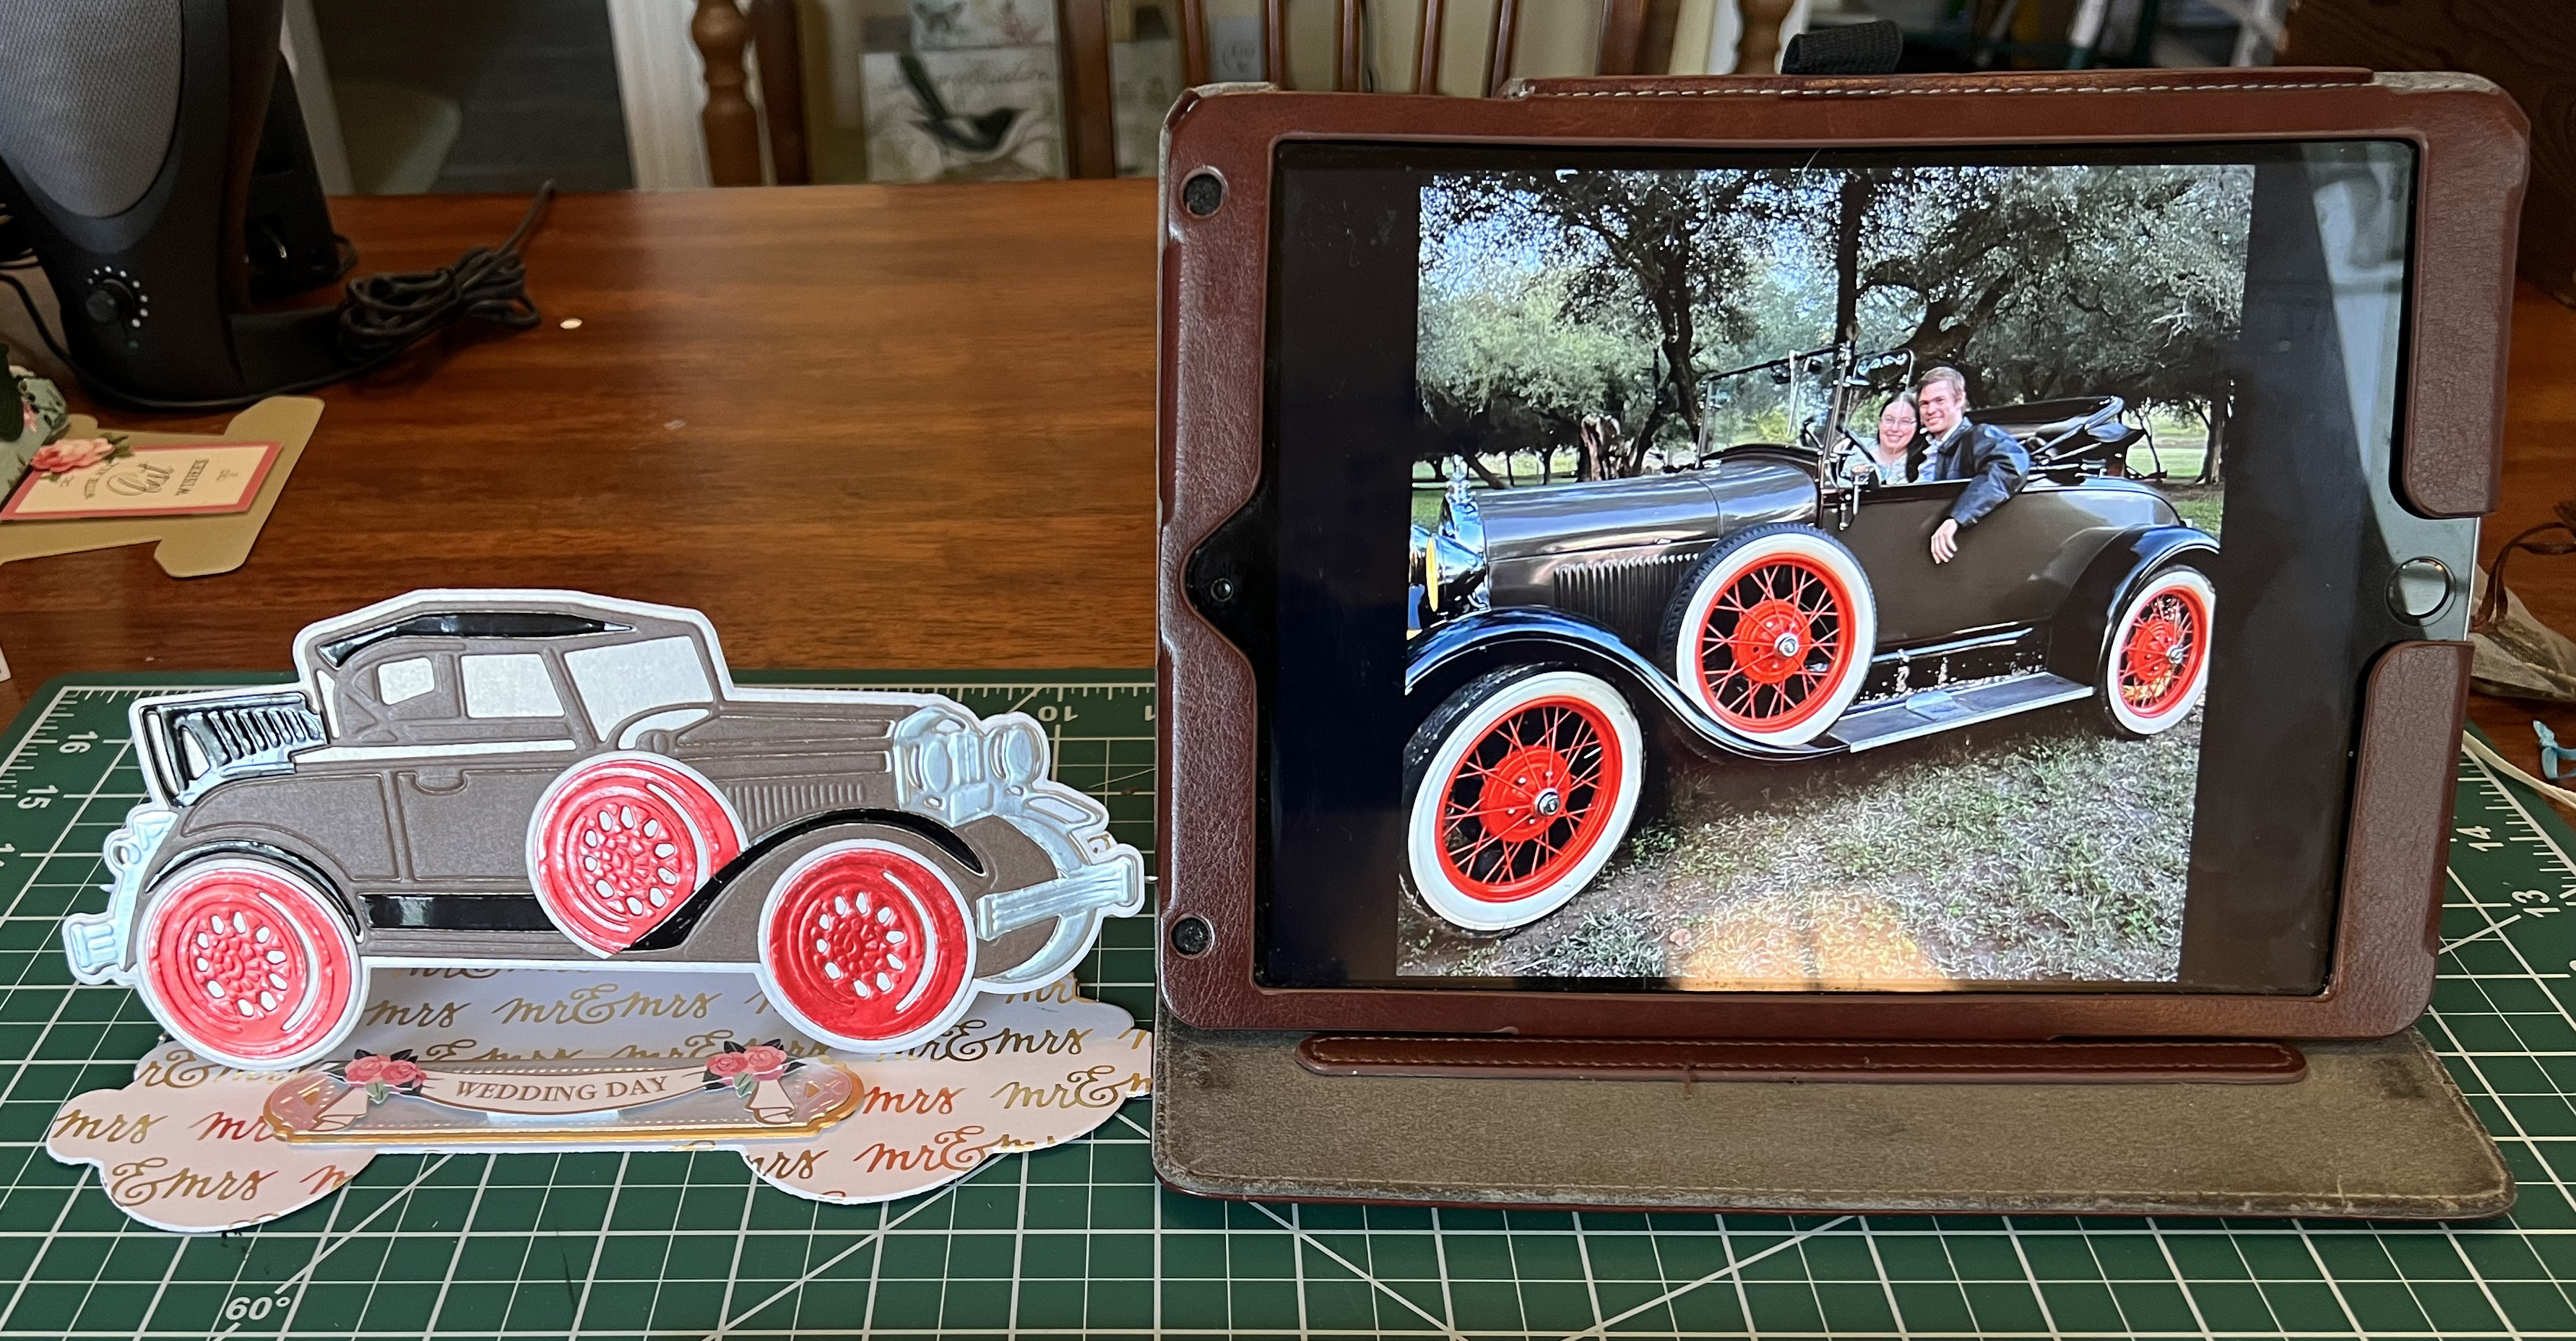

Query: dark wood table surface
<box><xmin>0</xmin><ymin>181</ymin><xmax>1161</xmax><ymax>721</ymax></box>
<box><xmin>1</xmin><ymin>180</ymin><xmax>2572</xmax><ymax>789</ymax></box>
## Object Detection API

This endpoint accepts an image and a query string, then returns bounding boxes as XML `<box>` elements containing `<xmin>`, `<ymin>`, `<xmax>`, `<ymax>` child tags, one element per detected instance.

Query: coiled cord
<box><xmin>335</xmin><ymin>182</ymin><xmax>550</xmax><ymax>358</ymax></box>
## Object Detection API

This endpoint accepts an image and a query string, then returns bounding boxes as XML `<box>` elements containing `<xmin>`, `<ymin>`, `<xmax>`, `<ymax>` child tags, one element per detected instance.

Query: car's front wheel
<box><xmin>1404</xmin><ymin>667</ymin><xmax>1645</xmax><ymax>932</ymax></box>
<box><xmin>756</xmin><ymin>837</ymin><xmax>980</xmax><ymax>1053</ymax></box>
<box><xmin>1659</xmin><ymin>524</ymin><xmax>1877</xmax><ymax>747</ymax></box>
<box><xmin>137</xmin><ymin>857</ymin><xmax>364</xmax><ymax>1070</ymax></box>
<box><xmin>2100</xmin><ymin>565</ymin><xmax>2215</xmax><ymax>737</ymax></box>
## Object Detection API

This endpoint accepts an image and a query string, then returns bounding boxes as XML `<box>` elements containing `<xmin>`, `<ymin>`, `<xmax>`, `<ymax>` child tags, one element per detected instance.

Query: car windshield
<box><xmin>565</xmin><ymin>635</ymin><xmax>716</xmax><ymax>739</ymax></box>
<box><xmin>1700</xmin><ymin>344</ymin><xmax>1914</xmax><ymax>459</ymax></box>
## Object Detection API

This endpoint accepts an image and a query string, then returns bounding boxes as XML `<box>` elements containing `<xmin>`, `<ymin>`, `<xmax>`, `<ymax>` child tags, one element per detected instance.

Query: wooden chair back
<box><xmin>695</xmin><ymin>1</ymin><xmax>1780</xmax><ymax>187</ymax></box>
<box><xmin>1168</xmin><ymin>1</ymin><xmax>1693</xmax><ymax>98</ymax></box>
<box><xmin>693</xmin><ymin>0</ymin><xmax>808</xmax><ymax>188</ymax></box>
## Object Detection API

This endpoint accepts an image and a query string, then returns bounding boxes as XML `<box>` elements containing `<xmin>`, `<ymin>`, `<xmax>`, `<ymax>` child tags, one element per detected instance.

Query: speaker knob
<box><xmin>82</xmin><ymin>277</ymin><xmax>139</xmax><ymax>326</ymax></box>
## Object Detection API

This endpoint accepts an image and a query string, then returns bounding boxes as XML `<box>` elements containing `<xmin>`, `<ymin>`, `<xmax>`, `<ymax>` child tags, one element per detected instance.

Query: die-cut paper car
<box><xmin>62</xmin><ymin>590</ymin><xmax>1145</xmax><ymax>1070</ymax></box>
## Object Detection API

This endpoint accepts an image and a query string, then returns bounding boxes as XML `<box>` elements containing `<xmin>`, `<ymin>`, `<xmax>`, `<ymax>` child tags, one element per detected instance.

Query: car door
<box><xmin>342</xmin><ymin>646</ymin><xmax>585</xmax><ymax>887</ymax></box>
<box><xmin>1834</xmin><ymin>477</ymin><xmax>2100</xmax><ymax>648</ymax></box>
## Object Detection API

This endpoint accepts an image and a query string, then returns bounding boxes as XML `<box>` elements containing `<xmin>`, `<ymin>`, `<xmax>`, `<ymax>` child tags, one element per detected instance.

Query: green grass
<box><xmin>2164</xmin><ymin>487</ymin><xmax>2224</xmax><ymax>536</ymax></box>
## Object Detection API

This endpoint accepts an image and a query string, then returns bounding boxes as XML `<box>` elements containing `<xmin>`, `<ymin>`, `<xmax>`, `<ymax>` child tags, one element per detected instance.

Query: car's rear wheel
<box><xmin>529</xmin><ymin>754</ymin><xmax>744</xmax><ymax>955</ymax></box>
<box><xmin>1660</xmin><ymin>524</ymin><xmax>1877</xmax><ymax>747</ymax></box>
<box><xmin>758</xmin><ymin>839</ymin><xmax>979</xmax><ymax>1052</ymax></box>
<box><xmin>138</xmin><ymin>858</ymin><xmax>363</xmax><ymax>1070</ymax></box>
<box><xmin>2101</xmin><ymin>566</ymin><xmax>2214</xmax><ymax>737</ymax></box>
<box><xmin>1404</xmin><ymin>668</ymin><xmax>1645</xmax><ymax>932</ymax></box>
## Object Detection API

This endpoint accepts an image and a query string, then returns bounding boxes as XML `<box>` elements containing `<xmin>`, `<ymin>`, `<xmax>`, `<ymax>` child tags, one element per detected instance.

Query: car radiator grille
<box><xmin>156</xmin><ymin>694</ymin><xmax>327</xmax><ymax>799</ymax></box>
<box><xmin>727</xmin><ymin>778</ymin><xmax>877</xmax><ymax>837</ymax></box>
<box><xmin>1550</xmin><ymin>551</ymin><xmax>1699</xmax><ymax>651</ymax></box>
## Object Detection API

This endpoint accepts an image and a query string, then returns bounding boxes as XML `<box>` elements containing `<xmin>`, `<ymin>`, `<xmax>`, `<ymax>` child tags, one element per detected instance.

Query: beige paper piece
<box><xmin>45</xmin><ymin>1047</ymin><xmax>373</xmax><ymax>1234</ymax></box>
<box><xmin>741</xmin><ymin>982</ymin><xmax>1152</xmax><ymax>1204</ymax></box>
<box><xmin>0</xmin><ymin>398</ymin><xmax>318</xmax><ymax>576</ymax></box>
<box><xmin>47</xmin><ymin>971</ymin><xmax>1149</xmax><ymax>1232</ymax></box>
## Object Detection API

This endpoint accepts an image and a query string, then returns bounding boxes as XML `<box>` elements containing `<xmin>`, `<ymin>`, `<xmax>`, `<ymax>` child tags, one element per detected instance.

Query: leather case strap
<box><xmin>1298</xmin><ymin>1034</ymin><xmax>2308</xmax><ymax>1084</ymax></box>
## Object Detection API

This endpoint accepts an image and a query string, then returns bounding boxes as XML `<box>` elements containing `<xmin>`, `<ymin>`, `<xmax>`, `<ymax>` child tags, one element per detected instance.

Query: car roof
<box><xmin>311</xmin><ymin>610</ymin><xmax>639</xmax><ymax>668</ymax></box>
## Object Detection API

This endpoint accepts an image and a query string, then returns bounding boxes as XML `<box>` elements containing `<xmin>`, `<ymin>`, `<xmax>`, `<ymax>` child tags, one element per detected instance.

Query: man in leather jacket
<box><xmin>1914</xmin><ymin>366</ymin><xmax>2030</xmax><ymax>563</ymax></box>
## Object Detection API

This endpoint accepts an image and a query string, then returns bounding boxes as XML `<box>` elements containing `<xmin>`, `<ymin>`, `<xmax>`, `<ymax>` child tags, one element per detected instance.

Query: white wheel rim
<box><xmin>1673</xmin><ymin>531</ymin><xmax>1877</xmax><ymax>747</ymax></box>
<box><xmin>2106</xmin><ymin>568</ymin><xmax>2215</xmax><ymax>735</ymax></box>
<box><xmin>1406</xmin><ymin>671</ymin><xmax>1645</xmax><ymax>932</ymax></box>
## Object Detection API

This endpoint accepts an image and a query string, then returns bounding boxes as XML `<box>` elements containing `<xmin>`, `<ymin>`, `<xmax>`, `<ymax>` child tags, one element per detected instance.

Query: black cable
<box><xmin>337</xmin><ymin>183</ymin><xmax>550</xmax><ymax>357</ymax></box>
<box><xmin>2</xmin><ymin>181</ymin><xmax>553</xmax><ymax>412</ymax></box>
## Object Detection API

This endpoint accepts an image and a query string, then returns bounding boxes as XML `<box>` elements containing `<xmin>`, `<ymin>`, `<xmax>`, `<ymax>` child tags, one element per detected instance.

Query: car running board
<box><xmin>1826</xmin><ymin>672</ymin><xmax>2093</xmax><ymax>752</ymax></box>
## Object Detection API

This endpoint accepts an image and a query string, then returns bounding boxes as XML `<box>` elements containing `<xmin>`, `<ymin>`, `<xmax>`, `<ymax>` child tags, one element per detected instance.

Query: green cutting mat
<box><xmin>0</xmin><ymin>673</ymin><xmax>2572</xmax><ymax>1340</ymax></box>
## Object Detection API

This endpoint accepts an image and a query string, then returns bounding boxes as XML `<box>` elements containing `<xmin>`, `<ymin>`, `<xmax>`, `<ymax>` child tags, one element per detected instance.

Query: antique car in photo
<box><xmin>61</xmin><ymin>591</ymin><xmax>1145</xmax><ymax>1069</ymax></box>
<box><xmin>1404</xmin><ymin>344</ymin><xmax>2215</xmax><ymax>932</ymax></box>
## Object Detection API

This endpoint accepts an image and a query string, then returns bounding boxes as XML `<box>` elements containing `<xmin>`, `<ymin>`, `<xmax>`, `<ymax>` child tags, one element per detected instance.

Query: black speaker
<box><xmin>0</xmin><ymin>0</ymin><xmax>350</xmax><ymax>408</ymax></box>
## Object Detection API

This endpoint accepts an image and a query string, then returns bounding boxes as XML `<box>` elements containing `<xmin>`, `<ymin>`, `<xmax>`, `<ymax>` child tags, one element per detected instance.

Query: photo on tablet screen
<box><xmin>1377</xmin><ymin>149</ymin><xmax>2398</xmax><ymax>989</ymax></box>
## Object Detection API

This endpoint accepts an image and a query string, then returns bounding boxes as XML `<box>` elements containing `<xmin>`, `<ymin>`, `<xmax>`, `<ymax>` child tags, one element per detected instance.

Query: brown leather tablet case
<box><xmin>1154</xmin><ymin>69</ymin><xmax>2530</xmax><ymax>1043</ymax></box>
<box><xmin>1155</xmin><ymin>1010</ymin><xmax>2512</xmax><ymax>1219</ymax></box>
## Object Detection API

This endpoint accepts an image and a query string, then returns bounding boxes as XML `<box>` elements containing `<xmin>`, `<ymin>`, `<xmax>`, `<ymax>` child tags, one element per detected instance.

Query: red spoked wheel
<box><xmin>2102</xmin><ymin>567</ymin><xmax>2214</xmax><ymax>737</ymax></box>
<box><xmin>528</xmin><ymin>754</ymin><xmax>743</xmax><ymax>955</ymax></box>
<box><xmin>1406</xmin><ymin>669</ymin><xmax>1645</xmax><ymax>932</ymax></box>
<box><xmin>138</xmin><ymin>859</ymin><xmax>362</xmax><ymax>1069</ymax></box>
<box><xmin>1664</xmin><ymin>525</ymin><xmax>1876</xmax><ymax>747</ymax></box>
<box><xmin>758</xmin><ymin>840</ymin><xmax>978</xmax><ymax>1051</ymax></box>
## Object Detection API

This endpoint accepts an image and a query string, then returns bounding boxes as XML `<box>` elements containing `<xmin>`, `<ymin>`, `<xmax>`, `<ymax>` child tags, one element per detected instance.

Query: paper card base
<box><xmin>0</xmin><ymin>399</ymin><xmax>319</xmax><ymax>577</ymax></box>
<box><xmin>46</xmin><ymin>969</ymin><xmax>1149</xmax><ymax>1233</ymax></box>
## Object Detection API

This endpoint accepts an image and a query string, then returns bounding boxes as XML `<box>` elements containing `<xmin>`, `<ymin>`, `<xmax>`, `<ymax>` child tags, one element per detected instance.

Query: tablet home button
<box><xmin>2390</xmin><ymin>557</ymin><xmax>2455</xmax><ymax>621</ymax></box>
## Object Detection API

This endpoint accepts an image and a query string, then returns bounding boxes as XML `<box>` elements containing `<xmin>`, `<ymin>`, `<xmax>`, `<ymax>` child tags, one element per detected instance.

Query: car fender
<box><xmin>1404</xmin><ymin>608</ymin><xmax>1841</xmax><ymax>763</ymax></box>
<box><xmin>2049</xmin><ymin>526</ymin><xmax>2221</xmax><ymax>682</ymax></box>
<box><xmin>625</xmin><ymin>807</ymin><xmax>990</xmax><ymax>954</ymax></box>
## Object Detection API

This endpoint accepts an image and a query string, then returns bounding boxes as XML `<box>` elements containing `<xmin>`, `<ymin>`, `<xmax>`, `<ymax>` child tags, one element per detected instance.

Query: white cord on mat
<box><xmin>2462</xmin><ymin>731</ymin><xmax>2576</xmax><ymax>811</ymax></box>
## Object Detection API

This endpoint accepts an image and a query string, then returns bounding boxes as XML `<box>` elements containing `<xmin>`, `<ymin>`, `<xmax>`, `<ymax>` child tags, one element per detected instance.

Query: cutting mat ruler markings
<box><xmin>1</xmin><ymin>677</ymin><xmax>2575</xmax><ymax>1339</ymax></box>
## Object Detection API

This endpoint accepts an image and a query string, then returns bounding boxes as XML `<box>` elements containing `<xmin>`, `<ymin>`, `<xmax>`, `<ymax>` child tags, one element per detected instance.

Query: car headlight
<box><xmin>1430</xmin><ymin>472</ymin><xmax>1488</xmax><ymax>617</ymax></box>
<box><xmin>987</xmin><ymin>718</ymin><xmax>1045</xmax><ymax>788</ymax></box>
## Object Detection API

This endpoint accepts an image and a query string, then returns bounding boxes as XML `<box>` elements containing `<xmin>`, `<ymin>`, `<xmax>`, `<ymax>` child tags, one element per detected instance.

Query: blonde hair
<box><xmin>1917</xmin><ymin>366</ymin><xmax>1968</xmax><ymax>404</ymax></box>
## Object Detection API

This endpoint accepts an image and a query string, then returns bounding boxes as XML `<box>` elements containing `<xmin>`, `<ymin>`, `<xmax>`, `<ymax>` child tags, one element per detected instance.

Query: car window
<box><xmin>377</xmin><ymin>657</ymin><xmax>436</xmax><ymax>705</ymax></box>
<box><xmin>461</xmin><ymin>654</ymin><xmax>566</xmax><ymax>719</ymax></box>
<box><xmin>566</xmin><ymin>635</ymin><xmax>716</xmax><ymax>738</ymax></box>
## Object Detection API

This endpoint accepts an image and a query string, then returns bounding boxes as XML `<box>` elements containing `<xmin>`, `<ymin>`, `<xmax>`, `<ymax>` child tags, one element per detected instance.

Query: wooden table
<box><xmin>0</xmin><ymin>181</ymin><xmax>1162</xmax><ymax>721</ymax></box>
<box><xmin>1</xmin><ymin>181</ymin><xmax>2572</xmax><ymax>785</ymax></box>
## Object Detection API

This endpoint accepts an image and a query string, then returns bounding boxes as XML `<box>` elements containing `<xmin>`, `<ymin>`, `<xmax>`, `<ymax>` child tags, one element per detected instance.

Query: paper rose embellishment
<box><xmin>29</xmin><ymin>435</ymin><xmax>126</xmax><ymax>477</ymax></box>
<box><xmin>336</xmin><ymin>1050</ymin><xmax>425</xmax><ymax>1105</ymax></box>
<box><xmin>704</xmin><ymin>1040</ymin><xmax>796</xmax><ymax>1099</ymax></box>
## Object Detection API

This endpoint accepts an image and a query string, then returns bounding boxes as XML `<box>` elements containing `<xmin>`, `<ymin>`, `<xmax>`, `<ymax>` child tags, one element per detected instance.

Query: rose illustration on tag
<box><xmin>334</xmin><ymin>1049</ymin><xmax>425</xmax><ymax>1106</ymax></box>
<box><xmin>28</xmin><ymin>433</ymin><xmax>127</xmax><ymax>477</ymax></box>
<box><xmin>704</xmin><ymin>1040</ymin><xmax>795</xmax><ymax>1100</ymax></box>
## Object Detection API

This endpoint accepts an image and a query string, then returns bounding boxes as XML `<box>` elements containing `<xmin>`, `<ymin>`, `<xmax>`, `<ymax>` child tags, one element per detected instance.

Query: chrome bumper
<box><xmin>61</xmin><ymin>804</ymin><xmax>173</xmax><ymax>987</ymax></box>
<box><xmin>973</xmin><ymin>849</ymin><xmax>1146</xmax><ymax>941</ymax></box>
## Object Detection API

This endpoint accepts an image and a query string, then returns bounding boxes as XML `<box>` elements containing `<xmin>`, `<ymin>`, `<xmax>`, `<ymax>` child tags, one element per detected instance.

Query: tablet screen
<box><xmin>1253</xmin><ymin>139</ymin><xmax>2465</xmax><ymax>994</ymax></box>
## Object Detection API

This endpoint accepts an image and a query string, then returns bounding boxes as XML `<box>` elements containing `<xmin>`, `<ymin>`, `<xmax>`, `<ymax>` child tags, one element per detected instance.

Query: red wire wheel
<box><xmin>528</xmin><ymin>754</ymin><xmax>743</xmax><ymax>954</ymax></box>
<box><xmin>2104</xmin><ymin>568</ymin><xmax>2214</xmax><ymax>737</ymax></box>
<box><xmin>1667</xmin><ymin>526</ymin><xmax>1876</xmax><ymax>747</ymax></box>
<box><xmin>139</xmin><ymin>859</ymin><xmax>361</xmax><ymax>1069</ymax></box>
<box><xmin>758</xmin><ymin>840</ymin><xmax>977</xmax><ymax>1051</ymax></box>
<box><xmin>1406</xmin><ymin>670</ymin><xmax>1644</xmax><ymax>932</ymax></box>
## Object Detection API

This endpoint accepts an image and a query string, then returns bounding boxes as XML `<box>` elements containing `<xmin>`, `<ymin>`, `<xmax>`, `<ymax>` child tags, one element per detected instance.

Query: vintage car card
<box><xmin>1</xmin><ymin>440</ymin><xmax>281</xmax><ymax>521</ymax></box>
<box><xmin>47</xmin><ymin>969</ymin><xmax>1150</xmax><ymax>1233</ymax></box>
<box><xmin>46</xmin><ymin>588</ymin><xmax>1153</xmax><ymax>1230</ymax></box>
